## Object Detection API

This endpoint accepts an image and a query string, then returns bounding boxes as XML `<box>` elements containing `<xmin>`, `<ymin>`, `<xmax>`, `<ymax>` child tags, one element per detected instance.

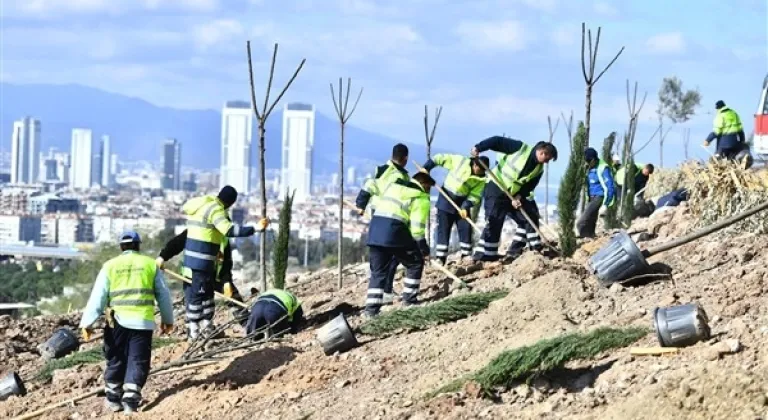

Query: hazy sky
<box><xmin>2</xmin><ymin>0</ymin><xmax>767</xmax><ymax>168</ymax></box>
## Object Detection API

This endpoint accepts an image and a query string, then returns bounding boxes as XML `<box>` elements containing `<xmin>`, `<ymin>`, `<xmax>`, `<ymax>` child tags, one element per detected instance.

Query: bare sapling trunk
<box><xmin>246</xmin><ymin>41</ymin><xmax>306</xmax><ymax>292</ymax></box>
<box><xmin>330</xmin><ymin>78</ymin><xmax>363</xmax><ymax>289</ymax></box>
<box><xmin>580</xmin><ymin>22</ymin><xmax>625</xmax><ymax>148</ymax></box>
<box><xmin>423</xmin><ymin>105</ymin><xmax>442</xmax><ymax>248</ymax></box>
<box><xmin>621</xmin><ymin>80</ymin><xmax>648</xmax><ymax>225</ymax></box>
<box><xmin>545</xmin><ymin>115</ymin><xmax>560</xmax><ymax>225</ymax></box>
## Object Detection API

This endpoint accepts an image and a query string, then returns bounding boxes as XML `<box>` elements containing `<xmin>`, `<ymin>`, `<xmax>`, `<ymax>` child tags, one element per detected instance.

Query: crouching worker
<box><xmin>79</xmin><ymin>231</ymin><xmax>174</xmax><ymax>414</ymax></box>
<box><xmin>364</xmin><ymin>172</ymin><xmax>435</xmax><ymax>318</ymax></box>
<box><xmin>238</xmin><ymin>289</ymin><xmax>304</xmax><ymax>338</ymax></box>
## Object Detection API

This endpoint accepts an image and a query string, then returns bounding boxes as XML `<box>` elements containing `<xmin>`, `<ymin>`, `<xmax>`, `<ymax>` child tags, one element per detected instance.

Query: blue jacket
<box><xmin>657</xmin><ymin>188</ymin><xmax>688</xmax><ymax>207</ymax></box>
<box><xmin>587</xmin><ymin>165</ymin><xmax>615</xmax><ymax>205</ymax></box>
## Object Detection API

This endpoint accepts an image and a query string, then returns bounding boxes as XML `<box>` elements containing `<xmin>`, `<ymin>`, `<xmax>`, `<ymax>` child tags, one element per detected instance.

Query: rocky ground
<box><xmin>2</xmin><ymin>202</ymin><xmax>768</xmax><ymax>419</ymax></box>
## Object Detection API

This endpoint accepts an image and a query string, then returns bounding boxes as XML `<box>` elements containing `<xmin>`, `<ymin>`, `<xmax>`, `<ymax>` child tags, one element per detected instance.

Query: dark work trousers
<box><xmin>245</xmin><ymin>298</ymin><xmax>304</xmax><ymax>340</ymax></box>
<box><xmin>366</xmin><ymin>245</ymin><xmax>424</xmax><ymax>314</ymax></box>
<box><xmin>716</xmin><ymin>146</ymin><xmax>740</xmax><ymax>160</ymax></box>
<box><xmin>384</xmin><ymin>257</ymin><xmax>398</xmax><ymax>295</ymax></box>
<box><xmin>435</xmin><ymin>209</ymin><xmax>473</xmax><ymax>263</ymax></box>
<box><xmin>473</xmin><ymin>196</ymin><xmax>541</xmax><ymax>261</ymax></box>
<box><xmin>506</xmin><ymin>199</ymin><xmax>543</xmax><ymax>257</ymax></box>
<box><xmin>577</xmin><ymin>196</ymin><xmax>603</xmax><ymax>238</ymax></box>
<box><xmin>184</xmin><ymin>270</ymin><xmax>216</xmax><ymax>329</ymax></box>
<box><xmin>103</xmin><ymin>321</ymin><xmax>153</xmax><ymax>408</ymax></box>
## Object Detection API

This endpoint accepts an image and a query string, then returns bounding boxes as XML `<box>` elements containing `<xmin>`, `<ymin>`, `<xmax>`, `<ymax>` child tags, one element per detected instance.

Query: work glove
<box><xmin>598</xmin><ymin>205</ymin><xmax>608</xmax><ymax>216</ymax></box>
<box><xmin>161</xmin><ymin>324</ymin><xmax>174</xmax><ymax>335</ymax></box>
<box><xmin>223</xmin><ymin>282</ymin><xmax>234</xmax><ymax>299</ymax></box>
<box><xmin>155</xmin><ymin>257</ymin><xmax>165</xmax><ymax>269</ymax></box>
<box><xmin>702</xmin><ymin>140</ymin><xmax>710</xmax><ymax>147</ymax></box>
<box><xmin>419</xmin><ymin>166</ymin><xmax>429</xmax><ymax>174</ymax></box>
<box><xmin>257</xmin><ymin>218</ymin><xmax>270</xmax><ymax>231</ymax></box>
<box><xmin>470</xmin><ymin>147</ymin><xmax>479</xmax><ymax>157</ymax></box>
<box><xmin>81</xmin><ymin>328</ymin><xmax>93</xmax><ymax>342</ymax></box>
<box><xmin>459</xmin><ymin>209</ymin><xmax>469</xmax><ymax>219</ymax></box>
<box><xmin>511</xmin><ymin>195</ymin><xmax>522</xmax><ymax>209</ymax></box>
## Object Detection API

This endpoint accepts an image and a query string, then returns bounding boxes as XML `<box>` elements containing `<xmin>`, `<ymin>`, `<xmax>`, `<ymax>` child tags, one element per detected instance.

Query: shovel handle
<box><xmin>430</xmin><ymin>260</ymin><xmax>469</xmax><ymax>289</ymax></box>
<box><xmin>162</xmin><ymin>269</ymin><xmax>249</xmax><ymax>309</ymax></box>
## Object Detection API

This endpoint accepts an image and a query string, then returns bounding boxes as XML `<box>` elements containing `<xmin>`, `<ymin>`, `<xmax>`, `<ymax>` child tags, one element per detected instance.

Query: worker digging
<box><xmin>469</xmin><ymin>137</ymin><xmax>558</xmax><ymax>263</ymax></box>
<box><xmin>79</xmin><ymin>231</ymin><xmax>175</xmax><ymax>414</ymax></box>
<box><xmin>179</xmin><ymin>186</ymin><xmax>269</xmax><ymax>341</ymax></box>
<box><xmin>420</xmin><ymin>153</ymin><xmax>488</xmax><ymax>265</ymax></box>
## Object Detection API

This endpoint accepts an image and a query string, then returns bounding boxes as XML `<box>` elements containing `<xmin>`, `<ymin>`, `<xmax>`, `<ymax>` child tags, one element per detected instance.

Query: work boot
<box><xmin>362</xmin><ymin>309</ymin><xmax>379</xmax><ymax>320</ymax></box>
<box><xmin>122</xmin><ymin>402</ymin><xmax>138</xmax><ymax>415</ymax></box>
<box><xmin>382</xmin><ymin>293</ymin><xmax>395</xmax><ymax>305</ymax></box>
<box><xmin>401</xmin><ymin>298</ymin><xmax>419</xmax><ymax>308</ymax></box>
<box><xmin>186</xmin><ymin>322</ymin><xmax>200</xmax><ymax>342</ymax></box>
<box><xmin>502</xmin><ymin>252</ymin><xmax>522</xmax><ymax>264</ymax></box>
<box><xmin>104</xmin><ymin>399</ymin><xmax>123</xmax><ymax>413</ymax></box>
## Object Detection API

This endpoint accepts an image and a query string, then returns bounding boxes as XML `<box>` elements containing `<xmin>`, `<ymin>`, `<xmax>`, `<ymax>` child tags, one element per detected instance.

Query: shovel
<box><xmin>588</xmin><ymin>199</ymin><xmax>768</xmax><ymax>286</ymax></box>
<box><xmin>411</xmin><ymin>160</ymin><xmax>483</xmax><ymax>234</ymax></box>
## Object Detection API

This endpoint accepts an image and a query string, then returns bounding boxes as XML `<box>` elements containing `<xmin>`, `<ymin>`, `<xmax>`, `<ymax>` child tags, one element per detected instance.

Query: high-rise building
<box><xmin>10</xmin><ymin>117</ymin><xmax>41</xmax><ymax>184</ymax></box>
<box><xmin>53</xmin><ymin>152</ymin><xmax>70</xmax><ymax>183</ymax></box>
<box><xmin>44</xmin><ymin>158</ymin><xmax>57</xmax><ymax>181</ymax></box>
<box><xmin>70</xmin><ymin>129</ymin><xmax>93</xmax><ymax>190</ymax></box>
<box><xmin>162</xmin><ymin>138</ymin><xmax>181</xmax><ymax>190</ymax></box>
<box><xmin>281</xmin><ymin>103</ymin><xmax>315</xmax><ymax>203</ymax></box>
<box><xmin>220</xmin><ymin>101</ymin><xmax>252</xmax><ymax>194</ymax></box>
<box><xmin>100</xmin><ymin>135</ymin><xmax>111</xmax><ymax>187</ymax></box>
<box><xmin>110</xmin><ymin>154</ymin><xmax>118</xmax><ymax>179</ymax></box>
<box><xmin>347</xmin><ymin>166</ymin><xmax>356</xmax><ymax>188</ymax></box>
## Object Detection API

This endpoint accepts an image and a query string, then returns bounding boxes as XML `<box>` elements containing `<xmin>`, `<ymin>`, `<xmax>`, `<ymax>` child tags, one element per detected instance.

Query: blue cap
<box><xmin>119</xmin><ymin>231</ymin><xmax>142</xmax><ymax>244</ymax></box>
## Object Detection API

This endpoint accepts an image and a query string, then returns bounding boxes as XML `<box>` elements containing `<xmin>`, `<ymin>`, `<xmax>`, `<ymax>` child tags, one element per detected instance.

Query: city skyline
<box><xmin>69</xmin><ymin>128</ymin><xmax>92</xmax><ymax>190</ymax></box>
<box><xmin>162</xmin><ymin>138</ymin><xmax>182</xmax><ymax>190</ymax></box>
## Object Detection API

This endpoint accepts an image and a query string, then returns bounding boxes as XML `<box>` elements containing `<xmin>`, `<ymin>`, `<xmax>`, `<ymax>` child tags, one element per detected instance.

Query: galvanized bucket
<box><xmin>588</xmin><ymin>231</ymin><xmax>649</xmax><ymax>287</ymax></box>
<box><xmin>316</xmin><ymin>313</ymin><xmax>358</xmax><ymax>356</ymax></box>
<box><xmin>38</xmin><ymin>327</ymin><xmax>80</xmax><ymax>360</ymax></box>
<box><xmin>0</xmin><ymin>372</ymin><xmax>27</xmax><ymax>401</ymax></box>
<box><xmin>654</xmin><ymin>303</ymin><xmax>710</xmax><ymax>347</ymax></box>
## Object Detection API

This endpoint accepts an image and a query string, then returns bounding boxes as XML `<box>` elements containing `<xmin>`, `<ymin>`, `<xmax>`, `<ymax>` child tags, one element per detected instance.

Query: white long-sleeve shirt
<box><xmin>79</xmin><ymin>253</ymin><xmax>174</xmax><ymax>331</ymax></box>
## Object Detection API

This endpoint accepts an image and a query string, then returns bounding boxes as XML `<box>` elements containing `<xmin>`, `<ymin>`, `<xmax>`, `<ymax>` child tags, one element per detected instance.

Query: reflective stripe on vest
<box><xmin>258</xmin><ymin>289</ymin><xmax>302</xmax><ymax>320</ymax></box>
<box><xmin>374</xmin><ymin>181</ymin><xmax>430</xmax><ymax>240</ymax></box>
<box><xmin>597</xmin><ymin>160</ymin><xmax>615</xmax><ymax>207</ymax></box>
<box><xmin>180</xmin><ymin>239</ymin><xmax>227</xmax><ymax>279</ymax></box>
<box><xmin>184</xmin><ymin>196</ymin><xmax>228</xmax><ymax>272</ymax></box>
<box><xmin>365</xmin><ymin>161</ymin><xmax>409</xmax><ymax>211</ymax></box>
<box><xmin>442</xmin><ymin>157</ymin><xmax>485</xmax><ymax>204</ymax></box>
<box><xmin>492</xmin><ymin>143</ymin><xmax>543</xmax><ymax>196</ymax></box>
<box><xmin>105</xmin><ymin>251</ymin><xmax>156</xmax><ymax>323</ymax></box>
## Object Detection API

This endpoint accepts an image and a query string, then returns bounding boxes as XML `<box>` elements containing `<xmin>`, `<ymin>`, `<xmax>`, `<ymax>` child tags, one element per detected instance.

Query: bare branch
<box><xmin>246</xmin><ymin>41</ymin><xmax>263</xmax><ymax>120</ymax></box>
<box><xmin>580</xmin><ymin>22</ymin><xmax>589</xmax><ymax>83</ymax></box>
<box><xmin>342</xmin><ymin>77</ymin><xmax>352</xmax><ymax>116</ymax></box>
<box><xmin>593</xmin><ymin>46</ymin><xmax>625</xmax><ymax>84</ymax></box>
<box><xmin>344</xmin><ymin>87</ymin><xmax>364</xmax><ymax>122</ymax></box>
<box><xmin>262</xmin><ymin>43</ymin><xmax>279</xmax><ymax>118</ymax></box>
<box><xmin>263</xmin><ymin>58</ymin><xmax>307</xmax><ymax>119</ymax></box>
<box><xmin>590</xmin><ymin>28</ymin><xmax>600</xmax><ymax>77</ymax></box>
<box><xmin>330</xmin><ymin>83</ymin><xmax>342</xmax><ymax>118</ymax></box>
<box><xmin>423</xmin><ymin>105</ymin><xmax>430</xmax><ymax>147</ymax></box>
<box><xmin>547</xmin><ymin>115</ymin><xmax>560</xmax><ymax>142</ymax></box>
<box><xmin>632</xmin><ymin>124</ymin><xmax>662</xmax><ymax>156</ymax></box>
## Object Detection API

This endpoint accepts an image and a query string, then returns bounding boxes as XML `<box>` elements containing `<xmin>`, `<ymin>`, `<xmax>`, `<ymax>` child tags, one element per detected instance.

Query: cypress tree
<box><xmin>272</xmin><ymin>190</ymin><xmax>295</xmax><ymax>289</ymax></box>
<box><xmin>601</xmin><ymin>132</ymin><xmax>619</xmax><ymax>230</ymax></box>
<box><xmin>557</xmin><ymin>121</ymin><xmax>587</xmax><ymax>257</ymax></box>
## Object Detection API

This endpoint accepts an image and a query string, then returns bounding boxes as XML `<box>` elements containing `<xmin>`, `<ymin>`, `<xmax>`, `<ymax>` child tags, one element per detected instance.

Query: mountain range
<box><xmin>0</xmin><ymin>82</ymin><xmax>452</xmax><ymax>175</ymax></box>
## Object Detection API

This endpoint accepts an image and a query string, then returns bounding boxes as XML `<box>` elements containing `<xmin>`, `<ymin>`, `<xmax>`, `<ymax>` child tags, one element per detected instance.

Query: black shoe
<box><xmin>502</xmin><ymin>253</ymin><xmax>521</xmax><ymax>264</ymax></box>
<box><xmin>401</xmin><ymin>299</ymin><xmax>419</xmax><ymax>307</ymax></box>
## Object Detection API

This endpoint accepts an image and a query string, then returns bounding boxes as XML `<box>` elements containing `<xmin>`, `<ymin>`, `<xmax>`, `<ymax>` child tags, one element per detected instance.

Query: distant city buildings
<box><xmin>10</xmin><ymin>117</ymin><xmax>41</xmax><ymax>184</ymax></box>
<box><xmin>100</xmin><ymin>135</ymin><xmax>112</xmax><ymax>187</ymax></box>
<box><xmin>162</xmin><ymin>138</ymin><xmax>181</xmax><ymax>190</ymax></box>
<box><xmin>70</xmin><ymin>128</ymin><xmax>93</xmax><ymax>190</ymax></box>
<box><xmin>220</xmin><ymin>101</ymin><xmax>253</xmax><ymax>194</ymax></box>
<box><xmin>281</xmin><ymin>103</ymin><xmax>315</xmax><ymax>203</ymax></box>
<box><xmin>347</xmin><ymin>167</ymin><xmax>356</xmax><ymax>188</ymax></box>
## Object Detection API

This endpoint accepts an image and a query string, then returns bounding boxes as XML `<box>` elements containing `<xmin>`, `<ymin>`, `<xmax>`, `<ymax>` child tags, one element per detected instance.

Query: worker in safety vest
<box><xmin>577</xmin><ymin>148</ymin><xmax>616</xmax><ymax>238</ymax></box>
<box><xmin>616</xmin><ymin>162</ymin><xmax>654</xmax><ymax>199</ymax></box>
<box><xmin>181</xmin><ymin>185</ymin><xmax>269</xmax><ymax>341</ymax></box>
<box><xmin>704</xmin><ymin>100</ymin><xmax>746</xmax><ymax>160</ymax></box>
<box><xmin>363</xmin><ymin>172</ymin><xmax>435</xmax><ymax>318</ymax></box>
<box><xmin>156</xmin><ymin>230</ymin><xmax>244</xmax><ymax>303</ymax></box>
<box><xmin>470</xmin><ymin>138</ymin><xmax>558</xmax><ymax>262</ymax></box>
<box><xmin>79</xmin><ymin>231</ymin><xmax>174</xmax><ymax>414</ymax></box>
<box><xmin>355</xmin><ymin>143</ymin><xmax>410</xmax><ymax>305</ymax></box>
<box><xmin>421</xmin><ymin>154</ymin><xmax>488</xmax><ymax>264</ymax></box>
<box><xmin>239</xmin><ymin>289</ymin><xmax>304</xmax><ymax>338</ymax></box>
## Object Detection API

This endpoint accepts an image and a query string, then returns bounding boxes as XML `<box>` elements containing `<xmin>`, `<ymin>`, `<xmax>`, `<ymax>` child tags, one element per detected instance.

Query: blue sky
<box><xmin>2</xmin><ymin>0</ymin><xmax>767</xmax><ymax>175</ymax></box>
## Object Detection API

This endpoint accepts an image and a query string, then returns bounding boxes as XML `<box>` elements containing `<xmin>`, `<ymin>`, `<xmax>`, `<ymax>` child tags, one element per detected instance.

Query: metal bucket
<box><xmin>587</xmin><ymin>231</ymin><xmax>649</xmax><ymax>287</ymax></box>
<box><xmin>316</xmin><ymin>313</ymin><xmax>358</xmax><ymax>356</ymax></box>
<box><xmin>0</xmin><ymin>372</ymin><xmax>27</xmax><ymax>401</ymax></box>
<box><xmin>38</xmin><ymin>327</ymin><xmax>80</xmax><ymax>360</ymax></box>
<box><xmin>654</xmin><ymin>303</ymin><xmax>710</xmax><ymax>347</ymax></box>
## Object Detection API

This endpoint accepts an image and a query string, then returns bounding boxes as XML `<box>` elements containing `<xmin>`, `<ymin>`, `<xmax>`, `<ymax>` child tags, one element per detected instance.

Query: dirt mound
<box><xmin>0</xmin><ymin>313</ymin><xmax>82</xmax><ymax>378</ymax></box>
